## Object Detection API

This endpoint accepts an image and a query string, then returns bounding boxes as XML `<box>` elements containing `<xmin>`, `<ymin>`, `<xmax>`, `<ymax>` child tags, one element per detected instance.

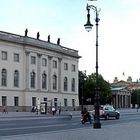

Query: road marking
<box><xmin>0</xmin><ymin>123</ymin><xmax>68</xmax><ymax>131</ymax></box>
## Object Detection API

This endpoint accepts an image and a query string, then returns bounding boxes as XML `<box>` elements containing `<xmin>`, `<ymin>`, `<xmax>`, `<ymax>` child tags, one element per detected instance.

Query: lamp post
<box><xmin>81</xmin><ymin>73</ymin><xmax>86</xmax><ymax>112</ymax></box>
<box><xmin>84</xmin><ymin>3</ymin><xmax>101</xmax><ymax>128</ymax></box>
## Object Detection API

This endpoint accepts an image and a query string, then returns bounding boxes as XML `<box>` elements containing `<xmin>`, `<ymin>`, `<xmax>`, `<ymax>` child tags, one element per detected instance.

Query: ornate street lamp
<box><xmin>84</xmin><ymin>3</ymin><xmax>101</xmax><ymax>129</ymax></box>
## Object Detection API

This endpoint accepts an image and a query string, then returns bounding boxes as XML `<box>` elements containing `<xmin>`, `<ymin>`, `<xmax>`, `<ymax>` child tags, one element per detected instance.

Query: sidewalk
<box><xmin>0</xmin><ymin>109</ymin><xmax>140</xmax><ymax>140</ymax></box>
<box><xmin>0</xmin><ymin>108</ymin><xmax>139</xmax><ymax>118</ymax></box>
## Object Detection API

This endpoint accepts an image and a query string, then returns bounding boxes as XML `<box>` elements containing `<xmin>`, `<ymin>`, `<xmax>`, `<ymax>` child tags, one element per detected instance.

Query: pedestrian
<box><xmin>59</xmin><ymin>108</ymin><xmax>61</xmax><ymax>115</ymax></box>
<box><xmin>3</xmin><ymin>106</ymin><xmax>6</xmax><ymax>113</ymax></box>
<box><xmin>3</xmin><ymin>106</ymin><xmax>8</xmax><ymax>113</ymax></box>
<box><xmin>52</xmin><ymin>107</ymin><xmax>55</xmax><ymax>116</ymax></box>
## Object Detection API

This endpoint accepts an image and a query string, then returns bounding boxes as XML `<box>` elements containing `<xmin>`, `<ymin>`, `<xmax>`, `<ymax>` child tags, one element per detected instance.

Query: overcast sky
<box><xmin>0</xmin><ymin>0</ymin><xmax>140</xmax><ymax>82</ymax></box>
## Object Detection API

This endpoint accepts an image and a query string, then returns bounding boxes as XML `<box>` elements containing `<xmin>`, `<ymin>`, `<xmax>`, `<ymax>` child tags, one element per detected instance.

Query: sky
<box><xmin>0</xmin><ymin>0</ymin><xmax>140</xmax><ymax>83</ymax></box>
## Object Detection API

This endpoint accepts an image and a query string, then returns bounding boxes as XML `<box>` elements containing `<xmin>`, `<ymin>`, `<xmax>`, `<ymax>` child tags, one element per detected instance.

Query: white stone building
<box><xmin>0</xmin><ymin>31</ymin><xmax>80</xmax><ymax>112</ymax></box>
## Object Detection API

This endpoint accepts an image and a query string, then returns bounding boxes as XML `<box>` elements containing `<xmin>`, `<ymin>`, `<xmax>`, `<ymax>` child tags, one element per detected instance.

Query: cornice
<box><xmin>0</xmin><ymin>31</ymin><xmax>81</xmax><ymax>59</ymax></box>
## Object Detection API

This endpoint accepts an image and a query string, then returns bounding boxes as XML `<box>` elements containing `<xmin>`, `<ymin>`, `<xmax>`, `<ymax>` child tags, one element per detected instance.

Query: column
<box><xmin>116</xmin><ymin>94</ymin><xmax>118</xmax><ymax>108</ymax></box>
<box><xmin>121</xmin><ymin>95</ymin><xmax>124</xmax><ymax>108</ymax></box>
<box><xmin>58</xmin><ymin>58</ymin><xmax>62</xmax><ymax>93</ymax></box>
<box><xmin>25</xmin><ymin>51</ymin><xmax>30</xmax><ymax>91</ymax></box>
<box><xmin>123</xmin><ymin>95</ymin><xmax>125</xmax><ymax>108</ymax></box>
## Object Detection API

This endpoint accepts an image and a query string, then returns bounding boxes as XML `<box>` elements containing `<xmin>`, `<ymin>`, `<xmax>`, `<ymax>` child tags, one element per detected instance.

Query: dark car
<box><xmin>92</xmin><ymin>105</ymin><xmax>120</xmax><ymax>120</ymax></box>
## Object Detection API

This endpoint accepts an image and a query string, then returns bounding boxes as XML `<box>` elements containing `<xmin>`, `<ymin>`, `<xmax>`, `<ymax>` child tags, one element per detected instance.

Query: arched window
<box><xmin>1</xmin><ymin>69</ymin><xmax>7</xmax><ymax>86</ymax></box>
<box><xmin>14</xmin><ymin>70</ymin><xmax>19</xmax><ymax>87</ymax></box>
<box><xmin>42</xmin><ymin>72</ymin><xmax>47</xmax><ymax>89</ymax></box>
<box><xmin>31</xmin><ymin>71</ymin><xmax>35</xmax><ymax>88</ymax></box>
<box><xmin>71</xmin><ymin>78</ymin><xmax>75</xmax><ymax>92</ymax></box>
<box><xmin>64</xmin><ymin>77</ymin><xmax>68</xmax><ymax>91</ymax></box>
<box><xmin>53</xmin><ymin>75</ymin><xmax>57</xmax><ymax>90</ymax></box>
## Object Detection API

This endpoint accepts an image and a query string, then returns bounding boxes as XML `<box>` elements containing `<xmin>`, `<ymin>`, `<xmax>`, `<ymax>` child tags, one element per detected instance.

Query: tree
<box><xmin>79</xmin><ymin>71</ymin><xmax>112</xmax><ymax>105</ymax></box>
<box><xmin>131</xmin><ymin>89</ymin><xmax>140</xmax><ymax>107</ymax></box>
<box><xmin>78</xmin><ymin>71</ymin><xmax>87</xmax><ymax>106</ymax></box>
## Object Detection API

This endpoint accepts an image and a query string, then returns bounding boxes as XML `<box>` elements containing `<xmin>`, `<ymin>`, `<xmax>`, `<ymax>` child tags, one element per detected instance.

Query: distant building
<box><xmin>111</xmin><ymin>86</ymin><xmax>131</xmax><ymax>108</ymax></box>
<box><xmin>0</xmin><ymin>31</ymin><xmax>81</xmax><ymax>112</ymax></box>
<box><xmin>111</xmin><ymin>76</ymin><xmax>140</xmax><ymax>108</ymax></box>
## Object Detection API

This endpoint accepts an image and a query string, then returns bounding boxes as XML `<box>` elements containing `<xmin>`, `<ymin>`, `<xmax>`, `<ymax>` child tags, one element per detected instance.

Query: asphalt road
<box><xmin>0</xmin><ymin>112</ymin><xmax>140</xmax><ymax>137</ymax></box>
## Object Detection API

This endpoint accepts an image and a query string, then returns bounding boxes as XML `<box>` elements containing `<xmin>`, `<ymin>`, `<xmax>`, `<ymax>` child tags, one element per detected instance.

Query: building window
<box><xmin>53</xmin><ymin>75</ymin><xmax>57</xmax><ymax>90</ymax></box>
<box><xmin>31</xmin><ymin>72</ymin><xmax>35</xmax><ymax>88</ymax></box>
<box><xmin>72</xmin><ymin>99</ymin><xmax>75</xmax><ymax>108</ymax></box>
<box><xmin>14</xmin><ymin>96</ymin><xmax>19</xmax><ymax>106</ymax></box>
<box><xmin>72</xmin><ymin>64</ymin><xmax>76</xmax><ymax>72</ymax></box>
<box><xmin>53</xmin><ymin>60</ymin><xmax>57</xmax><ymax>68</ymax></box>
<box><xmin>32</xmin><ymin>97</ymin><xmax>36</xmax><ymax>106</ymax></box>
<box><xmin>71</xmin><ymin>78</ymin><xmax>75</xmax><ymax>92</ymax></box>
<box><xmin>42</xmin><ymin>73</ymin><xmax>47</xmax><ymax>89</ymax></box>
<box><xmin>1</xmin><ymin>51</ymin><xmax>7</xmax><ymax>60</ymax></box>
<box><xmin>31</xmin><ymin>56</ymin><xmax>36</xmax><ymax>64</ymax></box>
<box><xmin>1</xmin><ymin>69</ymin><xmax>7</xmax><ymax>86</ymax></box>
<box><xmin>64</xmin><ymin>98</ymin><xmax>67</xmax><ymax>107</ymax></box>
<box><xmin>44</xmin><ymin>97</ymin><xmax>47</xmax><ymax>102</ymax></box>
<box><xmin>2</xmin><ymin>96</ymin><xmax>7</xmax><ymax>106</ymax></box>
<box><xmin>14</xmin><ymin>53</ymin><xmax>19</xmax><ymax>62</ymax></box>
<box><xmin>54</xmin><ymin>98</ymin><xmax>57</xmax><ymax>107</ymax></box>
<box><xmin>64</xmin><ymin>63</ymin><xmax>68</xmax><ymax>70</ymax></box>
<box><xmin>42</xmin><ymin>58</ymin><xmax>47</xmax><ymax>66</ymax></box>
<box><xmin>44</xmin><ymin>97</ymin><xmax>47</xmax><ymax>107</ymax></box>
<box><xmin>64</xmin><ymin>77</ymin><xmax>68</xmax><ymax>91</ymax></box>
<box><xmin>14</xmin><ymin>70</ymin><xmax>19</xmax><ymax>87</ymax></box>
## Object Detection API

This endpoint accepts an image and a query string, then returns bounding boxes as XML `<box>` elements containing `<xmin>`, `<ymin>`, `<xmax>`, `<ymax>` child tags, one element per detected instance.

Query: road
<box><xmin>0</xmin><ymin>112</ymin><xmax>140</xmax><ymax>138</ymax></box>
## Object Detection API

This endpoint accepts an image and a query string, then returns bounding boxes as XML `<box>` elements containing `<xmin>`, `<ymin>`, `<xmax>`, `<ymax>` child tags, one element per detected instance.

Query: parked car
<box><xmin>92</xmin><ymin>105</ymin><xmax>120</xmax><ymax>120</ymax></box>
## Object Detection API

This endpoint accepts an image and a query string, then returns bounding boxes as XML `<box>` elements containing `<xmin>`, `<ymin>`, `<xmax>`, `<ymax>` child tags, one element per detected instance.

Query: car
<box><xmin>92</xmin><ymin>105</ymin><xmax>120</xmax><ymax>120</ymax></box>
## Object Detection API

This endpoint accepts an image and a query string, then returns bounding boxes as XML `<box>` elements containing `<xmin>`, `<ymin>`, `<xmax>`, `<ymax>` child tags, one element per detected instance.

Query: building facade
<box><xmin>111</xmin><ymin>76</ymin><xmax>140</xmax><ymax>108</ymax></box>
<box><xmin>111</xmin><ymin>86</ymin><xmax>131</xmax><ymax>108</ymax></box>
<box><xmin>0</xmin><ymin>31</ymin><xmax>80</xmax><ymax>112</ymax></box>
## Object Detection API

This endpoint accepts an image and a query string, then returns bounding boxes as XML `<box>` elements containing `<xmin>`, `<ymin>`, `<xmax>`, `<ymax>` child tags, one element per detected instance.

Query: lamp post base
<box><xmin>93</xmin><ymin>122</ymin><xmax>101</xmax><ymax>129</ymax></box>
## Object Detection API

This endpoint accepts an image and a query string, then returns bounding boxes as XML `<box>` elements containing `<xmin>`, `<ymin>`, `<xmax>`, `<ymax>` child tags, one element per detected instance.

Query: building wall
<box><xmin>0</xmin><ymin>31</ymin><xmax>80</xmax><ymax>112</ymax></box>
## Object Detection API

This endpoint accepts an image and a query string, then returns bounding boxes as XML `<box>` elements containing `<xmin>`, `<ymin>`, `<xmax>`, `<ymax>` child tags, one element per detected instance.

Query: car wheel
<box><xmin>105</xmin><ymin>114</ymin><xmax>109</xmax><ymax>120</ymax></box>
<box><xmin>116</xmin><ymin>114</ymin><xmax>120</xmax><ymax>119</ymax></box>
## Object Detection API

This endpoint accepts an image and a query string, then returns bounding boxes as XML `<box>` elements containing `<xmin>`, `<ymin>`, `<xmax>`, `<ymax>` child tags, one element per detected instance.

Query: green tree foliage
<box><xmin>78</xmin><ymin>71</ymin><xmax>87</xmax><ymax>105</ymax></box>
<box><xmin>79</xmin><ymin>71</ymin><xmax>112</xmax><ymax>105</ymax></box>
<box><xmin>131</xmin><ymin>89</ymin><xmax>140</xmax><ymax>107</ymax></box>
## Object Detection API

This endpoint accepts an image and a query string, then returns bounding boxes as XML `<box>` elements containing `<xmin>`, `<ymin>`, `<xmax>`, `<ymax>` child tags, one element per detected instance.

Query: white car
<box><xmin>92</xmin><ymin>105</ymin><xmax>120</xmax><ymax>120</ymax></box>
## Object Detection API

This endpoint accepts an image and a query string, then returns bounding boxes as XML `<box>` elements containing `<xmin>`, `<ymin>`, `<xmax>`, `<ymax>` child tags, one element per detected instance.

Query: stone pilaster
<box><xmin>48</xmin><ymin>56</ymin><xmax>53</xmax><ymax>92</ymax></box>
<box><xmin>37</xmin><ymin>53</ymin><xmax>42</xmax><ymax>91</ymax></box>
<box><xmin>25</xmin><ymin>51</ymin><xmax>30</xmax><ymax>91</ymax></box>
<box><xmin>58</xmin><ymin>58</ymin><xmax>62</xmax><ymax>93</ymax></box>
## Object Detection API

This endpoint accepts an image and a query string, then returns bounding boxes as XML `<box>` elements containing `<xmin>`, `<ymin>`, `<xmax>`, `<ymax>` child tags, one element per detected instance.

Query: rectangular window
<box><xmin>31</xmin><ymin>56</ymin><xmax>36</xmax><ymax>64</ymax></box>
<box><xmin>72</xmin><ymin>99</ymin><xmax>75</xmax><ymax>108</ymax></box>
<box><xmin>71</xmin><ymin>78</ymin><xmax>75</xmax><ymax>92</ymax></box>
<box><xmin>54</xmin><ymin>98</ymin><xmax>57</xmax><ymax>107</ymax></box>
<box><xmin>2</xmin><ymin>96</ymin><xmax>7</xmax><ymax>106</ymax></box>
<box><xmin>44</xmin><ymin>97</ymin><xmax>47</xmax><ymax>102</ymax></box>
<box><xmin>53</xmin><ymin>75</ymin><xmax>57</xmax><ymax>90</ymax></box>
<box><xmin>1</xmin><ymin>51</ymin><xmax>7</xmax><ymax>60</ymax></box>
<box><xmin>14</xmin><ymin>70</ymin><xmax>19</xmax><ymax>87</ymax></box>
<box><xmin>14</xmin><ymin>53</ymin><xmax>19</xmax><ymax>62</ymax></box>
<box><xmin>64</xmin><ymin>63</ymin><xmax>68</xmax><ymax>70</ymax></box>
<box><xmin>14</xmin><ymin>96</ymin><xmax>19</xmax><ymax>106</ymax></box>
<box><xmin>31</xmin><ymin>72</ymin><xmax>35</xmax><ymax>88</ymax></box>
<box><xmin>1</xmin><ymin>69</ymin><xmax>7</xmax><ymax>86</ymax></box>
<box><xmin>64</xmin><ymin>98</ymin><xmax>67</xmax><ymax>107</ymax></box>
<box><xmin>43</xmin><ymin>97</ymin><xmax>48</xmax><ymax>107</ymax></box>
<box><xmin>42</xmin><ymin>58</ymin><xmax>47</xmax><ymax>66</ymax></box>
<box><xmin>72</xmin><ymin>64</ymin><xmax>76</xmax><ymax>72</ymax></box>
<box><xmin>42</xmin><ymin>73</ymin><xmax>47</xmax><ymax>89</ymax></box>
<box><xmin>53</xmin><ymin>60</ymin><xmax>57</xmax><ymax>68</ymax></box>
<box><xmin>32</xmin><ymin>97</ymin><xmax>36</xmax><ymax>106</ymax></box>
